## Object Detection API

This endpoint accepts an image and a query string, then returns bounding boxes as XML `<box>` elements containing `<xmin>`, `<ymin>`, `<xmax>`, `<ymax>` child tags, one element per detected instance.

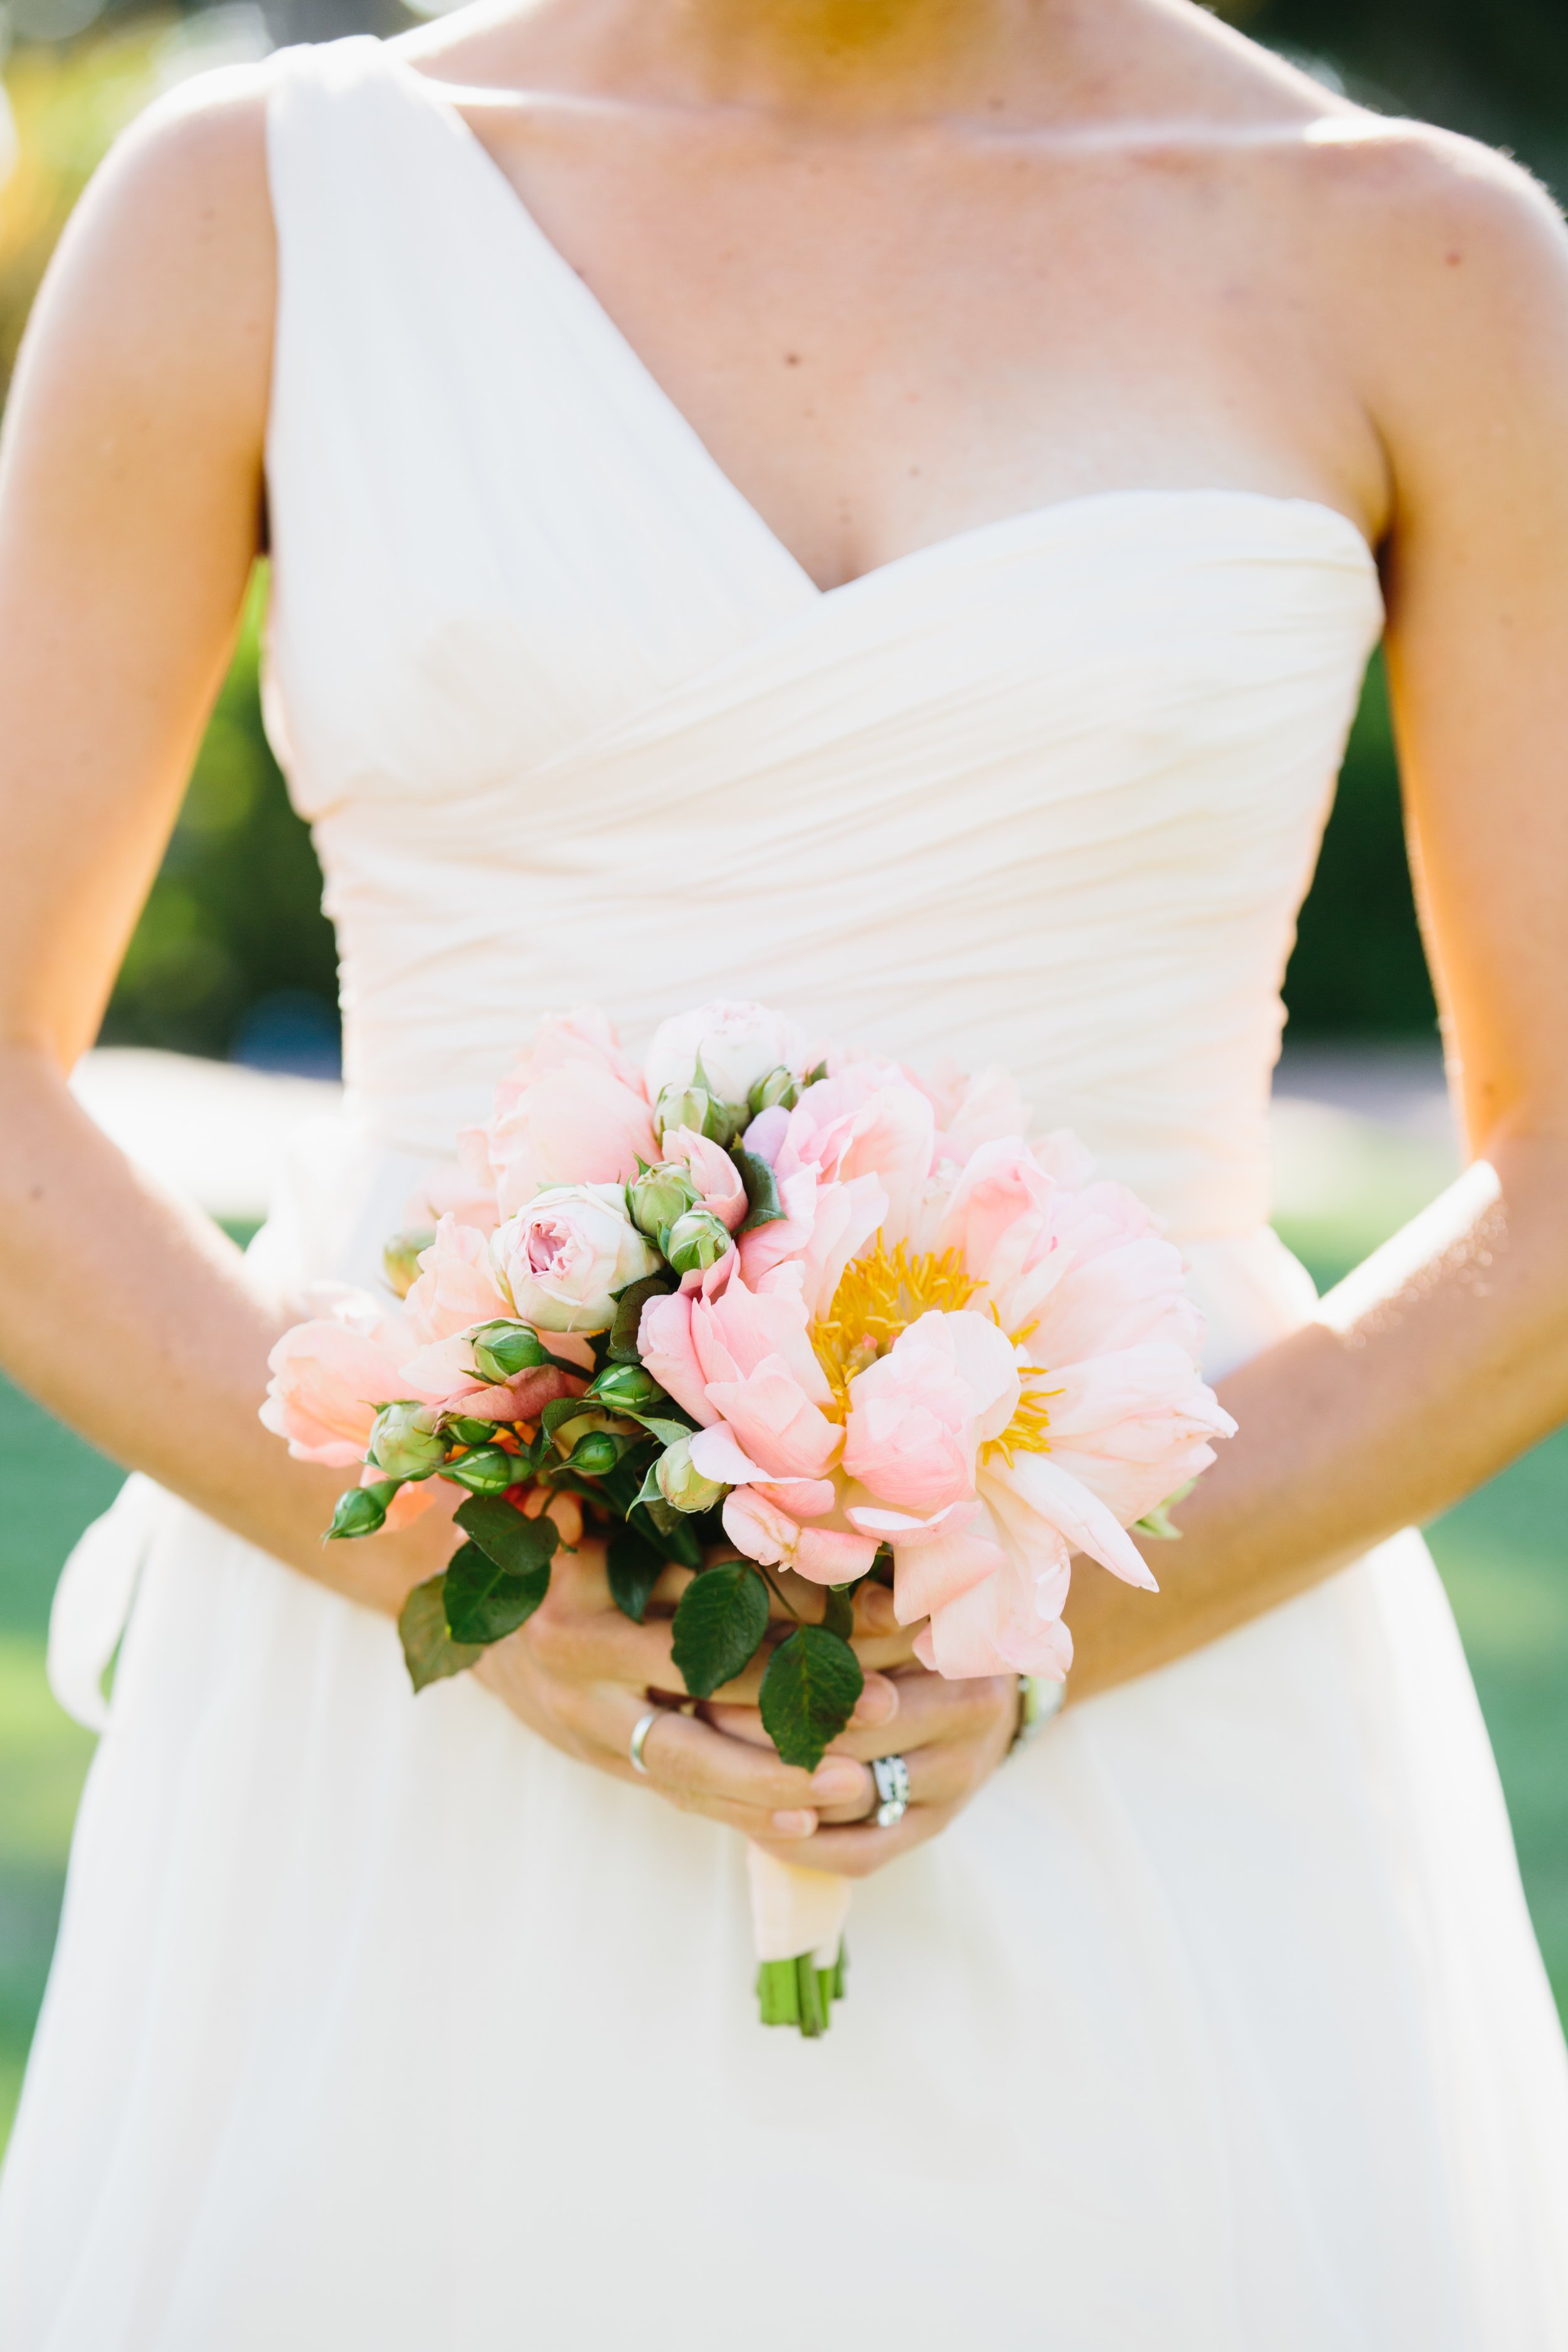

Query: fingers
<box><xmin>751</xmin><ymin>1798</ymin><xmax>967</xmax><ymax>1878</ymax></box>
<box><xmin>820</xmin><ymin>1669</ymin><xmax>1015</xmax><ymax>1762</ymax></box>
<box><xmin>629</xmin><ymin>1703</ymin><xmax>867</xmax><ymax>1835</ymax></box>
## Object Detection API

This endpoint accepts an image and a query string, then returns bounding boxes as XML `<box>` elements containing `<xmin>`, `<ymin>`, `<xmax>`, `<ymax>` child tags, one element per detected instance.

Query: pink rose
<box><xmin>399</xmin><ymin>1160</ymin><xmax>499</xmax><ymax>1238</ymax></box>
<box><xmin>492</xmin><ymin>1184</ymin><xmax>660</xmax><ymax>1334</ymax></box>
<box><xmin>485</xmin><ymin>1064</ymin><xmax>657</xmax><ymax>1218</ymax></box>
<box><xmin>405</xmin><ymin>1216</ymin><xmax>511</xmax><ymax>1347</ymax></box>
<box><xmin>260</xmin><ymin>1296</ymin><xmax>413</xmax><ymax>1466</ymax></box>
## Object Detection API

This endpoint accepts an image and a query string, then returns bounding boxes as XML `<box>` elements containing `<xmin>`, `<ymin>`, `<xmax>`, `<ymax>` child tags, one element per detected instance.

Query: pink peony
<box><xmin>721</xmin><ymin>1488</ymin><xmax>878</xmax><ymax>1586</ymax></box>
<box><xmin>737</xmin><ymin>1167</ymin><xmax>886</xmax><ymax>1316</ymax></box>
<box><xmin>842</xmin><ymin>1311</ymin><xmax>1019</xmax><ymax>1515</ymax></box>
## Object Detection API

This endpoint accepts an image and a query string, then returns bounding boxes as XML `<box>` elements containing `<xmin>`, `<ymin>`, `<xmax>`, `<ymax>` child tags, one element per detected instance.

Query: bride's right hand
<box><xmin>473</xmin><ymin>1539</ymin><xmax>908</xmax><ymax>1843</ymax></box>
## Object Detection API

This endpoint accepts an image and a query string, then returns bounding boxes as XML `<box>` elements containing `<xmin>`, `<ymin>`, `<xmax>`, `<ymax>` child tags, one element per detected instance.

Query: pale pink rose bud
<box><xmin>627</xmin><ymin>1163</ymin><xmax>701</xmax><ymax>1245</ymax></box>
<box><xmin>655</xmin><ymin>1436</ymin><xmax>725</xmax><ymax>1514</ymax></box>
<box><xmin>747</xmin><ymin>1066</ymin><xmax>798</xmax><ymax>1116</ymax></box>
<box><xmin>490</xmin><ymin>1184</ymin><xmax>660</xmax><ymax>1334</ymax></box>
<box><xmin>368</xmin><ymin>1401</ymin><xmax>447</xmax><ymax>1480</ymax></box>
<box><xmin>665</xmin><ymin>1207</ymin><xmax>731</xmax><ymax>1276</ymax></box>
<box><xmin>654</xmin><ymin>1084</ymin><xmax>743</xmax><ymax>1148</ymax></box>
<box><xmin>645</xmin><ymin>1000</ymin><xmax>807</xmax><ymax>1113</ymax></box>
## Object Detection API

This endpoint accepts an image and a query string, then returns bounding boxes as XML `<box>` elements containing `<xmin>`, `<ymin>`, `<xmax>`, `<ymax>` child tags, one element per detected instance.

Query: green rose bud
<box><xmin>368</xmin><ymin>1401</ymin><xmax>447</xmax><ymax>1481</ymax></box>
<box><xmin>470</xmin><ymin>1320</ymin><xmax>548</xmax><ymax>1382</ymax></box>
<box><xmin>447</xmin><ymin>1415</ymin><xmax>498</xmax><ymax>1448</ymax></box>
<box><xmin>747</xmin><ymin>1066</ymin><xmax>798</xmax><ymax>1116</ymax></box>
<box><xmin>627</xmin><ymin>1163</ymin><xmax>700</xmax><ymax>1246</ymax></box>
<box><xmin>654</xmin><ymin>1083</ymin><xmax>712</xmax><ymax>1140</ymax></box>
<box><xmin>589</xmin><ymin>1362</ymin><xmax>667</xmax><ymax>1411</ymax></box>
<box><xmin>446</xmin><ymin>1446</ymin><xmax>515</xmax><ymax>1495</ymax></box>
<box><xmin>327</xmin><ymin>1479</ymin><xmax>400</xmax><ymax>1540</ymax></box>
<box><xmin>381</xmin><ymin>1227</ymin><xmax>435</xmax><ymax>1300</ymax></box>
<box><xmin>665</xmin><ymin>1207</ymin><xmax>732</xmax><ymax>1276</ymax></box>
<box><xmin>655</xmin><ymin>1436</ymin><xmax>724</xmax><ymax>1515</ymax></box>
<box><xmin>566</xmin><ymin>1429</ymin><xmax>622</xmax><ymax>1476</ymax></box>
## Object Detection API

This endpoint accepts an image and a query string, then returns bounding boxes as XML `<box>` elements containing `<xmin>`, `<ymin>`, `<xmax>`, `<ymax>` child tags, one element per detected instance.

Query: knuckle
<box><xmin>523</xmin><ymin>1610</ymin><xmax>576</xmax><ymax>1673</ymax></box>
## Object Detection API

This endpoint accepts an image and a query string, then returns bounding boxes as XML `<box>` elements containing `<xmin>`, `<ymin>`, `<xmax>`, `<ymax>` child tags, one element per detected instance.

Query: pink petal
<box><xmin>722</xmin><ymin>1491</ymin><xmax>877</xmax><ymax>1586</ymax></box>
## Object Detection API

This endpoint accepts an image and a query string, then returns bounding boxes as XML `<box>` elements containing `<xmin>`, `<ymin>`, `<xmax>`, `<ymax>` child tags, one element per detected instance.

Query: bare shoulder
<box><xmin>1285</xmin><ymin>119</ymin><xmax>1568</xmax><ymax>484</ymax></box>
<box><xmin>9</xmin><ymin>59</ymin><xmax>278</xmax><ymax>455</ymax></box>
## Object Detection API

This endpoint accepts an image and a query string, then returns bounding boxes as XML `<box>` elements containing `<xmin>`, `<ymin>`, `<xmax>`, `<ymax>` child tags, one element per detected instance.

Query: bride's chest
<box><xmin>474</xmin><ymin>111</ymin><xmax>1382</xmax><ymax>591</ymax></box>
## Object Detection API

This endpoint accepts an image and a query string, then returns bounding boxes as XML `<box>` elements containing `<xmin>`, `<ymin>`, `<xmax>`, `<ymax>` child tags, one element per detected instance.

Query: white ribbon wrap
<box><xmin>746</xmin><ymin>1842</ymin><xmax>852</xmax><ymax>1970</ymax></box>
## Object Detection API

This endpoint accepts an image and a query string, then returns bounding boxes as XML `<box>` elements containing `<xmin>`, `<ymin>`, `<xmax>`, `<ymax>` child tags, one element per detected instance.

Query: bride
<box><xmin>1</xmin><ymin>0</ymin><xmax>1566</xmax><ymax>2339</ymax></box>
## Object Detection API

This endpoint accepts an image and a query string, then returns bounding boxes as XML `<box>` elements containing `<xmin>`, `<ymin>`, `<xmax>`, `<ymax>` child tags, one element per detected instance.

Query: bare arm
<box><xmin>0</xmin><ymin>76</ymin><xmax>444</xmax><ymax>1610</ymax></box>
<box><xmin>1066</xmin><ymin>137</ymin><xmax>1568</xmax><ymax>1698</ymax></box>
<box><xmin>0</xmin><ymin>83</ymin><xmax>980</xmax><ymax>1846</ymax></box>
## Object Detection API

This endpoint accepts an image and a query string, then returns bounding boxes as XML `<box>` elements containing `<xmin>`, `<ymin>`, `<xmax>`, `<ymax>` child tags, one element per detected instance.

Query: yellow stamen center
<box><xmin>812</xmin><ymin>1237</ymin><xmax>1062</xmax><ymax>1458</ymax></box>
<box><xmin>813</xmin><ymin>1239</ymin><xmax>980</xmax><ymax>1409</ymax></box>
<box><xmin>982</xmin><ymin>1377</ymin><xmax>1062</xmax><ymax>1465</ymax></box>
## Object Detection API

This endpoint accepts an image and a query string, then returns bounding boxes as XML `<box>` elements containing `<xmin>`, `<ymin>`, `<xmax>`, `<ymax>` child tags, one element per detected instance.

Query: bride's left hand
<box><xmin>708</xmin><ymin>1662</ymin><xmax>1019</xmax><ymax>1878</ymax></box>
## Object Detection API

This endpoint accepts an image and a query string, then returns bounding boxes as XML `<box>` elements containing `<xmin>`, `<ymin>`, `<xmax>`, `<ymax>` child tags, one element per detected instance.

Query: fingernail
<box><xmin>850</xmin><ymin>1675</ymin><xmax>898</xmax><ymax>1727</ymax></box>
<box><xmin>771</xmin><ymin>1809</ymin><xmax>817</xmax><ymax>1837</ymax></box>
<box><xmin>810</xmin><ymin>1762</ymin><xmax>862</xmax><ymax>1801</ymax></box>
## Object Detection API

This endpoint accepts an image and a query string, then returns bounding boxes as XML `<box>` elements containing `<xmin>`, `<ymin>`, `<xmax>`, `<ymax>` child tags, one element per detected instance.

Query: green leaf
<box><xmin>541</xmin><ymin>1396</ymin><xmax>588</xmax><ymax>1446</ymax></box>
<box><xmin>733</xmin><ymin>1145</ymin><xmax>787</xmax><ymax>1235</ymax></box>
<box><xmin>455</xmin><ymin>1493</ymin><xmax>560</xmax><ymax>1577</ymax></box>
<box><xmin>591</xmin><ymin>1439</ymin><xmax>657</xmax><ymax>1519</ymax></box>
<box><xmin>606</xmin><ymin>1523</ymin><xmax>665</xmax><ymax>1623</ymax></box>
<box><xmin>671</xmin><ymin>1559</ymin><xmax>771</xmax><ymax>1699</ymax></box>
<box><xmin>443</xmin><ymin>1537</ymin><xmax>552</xmax><ymax>1645</ymax></box>
<box><xmin>607</xmin><ymin>1273</ymin><xmax>675</xmax><ymax>1364</ymax></box>
<box><xmin>398</xmin><ymin>1572</ymin><xmax>484</xmax><ymax>1692</ymax></box>
<box><xmin>626</xmin><ymin>1414</ymin><xmax>700</xmax><ymax>1449</ymax></box>
<box><xmin>760</xmin><ymin>1625</ymin><xmax>864</xmax><ymax>1771</ymax></box>
<box><xmin>629</xmin><ymin>1499</ymin><xmax>703</xmax><ymax>1570</ymax></box>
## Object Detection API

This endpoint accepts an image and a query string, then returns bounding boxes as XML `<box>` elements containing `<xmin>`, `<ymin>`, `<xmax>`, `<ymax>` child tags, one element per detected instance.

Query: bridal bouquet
<box><xmin>262</xmin><ymin>1000</ymin><xmax>1232</xmax><ymax>2033</ymax></box>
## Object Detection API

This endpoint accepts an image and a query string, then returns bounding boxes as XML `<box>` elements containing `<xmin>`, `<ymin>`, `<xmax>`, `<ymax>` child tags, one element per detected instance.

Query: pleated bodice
<box><xmin>262</xmin><ymin>36</ymin><xmax>1384</xmax><ymax>1244</ymax></box>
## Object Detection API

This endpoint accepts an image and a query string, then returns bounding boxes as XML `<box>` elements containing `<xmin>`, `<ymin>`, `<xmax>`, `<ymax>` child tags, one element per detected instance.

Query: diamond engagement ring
<box><xmin>628</xmin><ymin>1710</ymin><xmax>666</xmax><ymax>1775</ymax></box>
<box><xmin>870</xmin><ymin>1753</ymin><xmax>911</xmax><ymax>1828</ymax></box>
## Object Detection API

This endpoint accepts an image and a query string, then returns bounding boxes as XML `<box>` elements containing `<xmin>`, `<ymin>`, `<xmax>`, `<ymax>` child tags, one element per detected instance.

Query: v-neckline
<box><xmin>381</xmin><ymin>46</ymin><xmax>1377</xmax><ymax>602</ymax></box>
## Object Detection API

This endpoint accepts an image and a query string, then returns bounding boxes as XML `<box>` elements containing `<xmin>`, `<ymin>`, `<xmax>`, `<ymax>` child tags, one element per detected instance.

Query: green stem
<box><xmin>755</xmin><ymin>1943</ymin><xmax>848</xmax><ymax>2037</ymax></box>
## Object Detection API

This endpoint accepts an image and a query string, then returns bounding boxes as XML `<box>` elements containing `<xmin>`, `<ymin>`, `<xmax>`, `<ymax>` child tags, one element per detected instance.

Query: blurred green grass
<box><xmin>0</xmin><ymin>1180</ymin><xmax>1562</xmax><ymax>2161</ymax></box>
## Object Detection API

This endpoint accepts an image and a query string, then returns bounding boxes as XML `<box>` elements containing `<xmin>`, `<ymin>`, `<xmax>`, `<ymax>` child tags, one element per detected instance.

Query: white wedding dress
<box><xmin>4</xmin><ymin>36</ymin><xmax>1567</xmax><ymax>2348</ymax></box>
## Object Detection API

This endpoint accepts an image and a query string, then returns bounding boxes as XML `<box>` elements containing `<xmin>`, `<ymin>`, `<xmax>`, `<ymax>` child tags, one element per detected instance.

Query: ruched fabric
<box><xmin>3</xmin><ymin>34</ymin><xmax>1566</xmax><ymax>2349</ymax></box>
